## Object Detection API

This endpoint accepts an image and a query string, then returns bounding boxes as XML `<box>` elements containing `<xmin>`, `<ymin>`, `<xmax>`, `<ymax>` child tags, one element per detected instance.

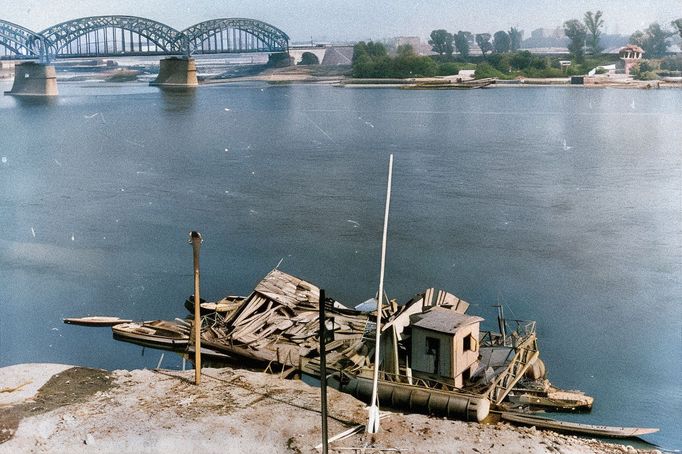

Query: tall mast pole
<box><xmin>368</xmin><ymin>154</ymin><xmax>394</xmax><ymax>434</ymax></box>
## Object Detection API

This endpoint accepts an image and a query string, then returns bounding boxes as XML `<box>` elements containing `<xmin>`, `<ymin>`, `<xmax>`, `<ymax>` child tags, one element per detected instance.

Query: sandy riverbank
<box><xmin>197</xmin><ymin>66</ymin><xmax>682</xmax><ymax>89</ymax></box>
<box><xmin>0</xmin><ymin>363</ymin><xmax>661</xmax><ymax>453</ymax></box>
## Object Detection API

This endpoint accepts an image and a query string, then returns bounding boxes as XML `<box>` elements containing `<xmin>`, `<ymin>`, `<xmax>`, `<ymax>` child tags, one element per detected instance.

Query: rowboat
<box><xmin>63</xmin><ymin>316</ymin><xmax>133</xmax><ymax>326</ymax></box>
<box><xmin>500</xmin><ymin>412</ymin><xmax>659</xmax><ymax>438</ymax></box>
<box><xmin>112</xmin><ymin>320</ymin><xmax>189</xmax><ymax>350</ymax></box>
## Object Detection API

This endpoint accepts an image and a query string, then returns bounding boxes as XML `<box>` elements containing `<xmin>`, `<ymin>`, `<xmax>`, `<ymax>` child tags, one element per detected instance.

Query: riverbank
<box><xmin>202</xmin><ymin>67</ymin><xmax>682</xmax><ymax>89</ymax></box>
<box><xmin>0</xmin><ymin>363</ymin><xmax>661</xmax><ymax>453</ymax></box>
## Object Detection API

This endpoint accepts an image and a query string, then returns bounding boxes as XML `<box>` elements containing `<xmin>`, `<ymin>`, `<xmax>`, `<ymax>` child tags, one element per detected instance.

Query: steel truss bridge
<box><xmin>0</xmin><ymin>16</ymin><xmax>289</xmax><ymax>62</ymax></box>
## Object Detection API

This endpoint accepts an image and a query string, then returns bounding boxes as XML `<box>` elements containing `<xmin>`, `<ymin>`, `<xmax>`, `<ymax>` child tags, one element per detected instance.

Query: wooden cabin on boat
<box><xmin>409</xmin><ymin>307</ymin><xmax>483</xmax><ymax>388</ymax></box>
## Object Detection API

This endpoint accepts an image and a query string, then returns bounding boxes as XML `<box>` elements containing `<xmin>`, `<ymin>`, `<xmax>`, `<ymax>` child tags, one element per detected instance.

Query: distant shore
<box><xmin>3</xmin><ymin>64</ymin><xmax>680</xmax><ymax>89</ymax></box>
<box><xmin>0</xmin><ymin>363</ymin><xmax>662</xmax><ymax>453</ymax></box>
<box><xmin>199</xmin><ymin>67</ymin><xmax>682</xmax><ymax>89</ymax></box>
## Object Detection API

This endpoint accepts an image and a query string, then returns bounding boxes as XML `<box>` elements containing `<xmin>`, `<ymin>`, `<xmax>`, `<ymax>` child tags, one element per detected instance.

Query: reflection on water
<box><xmin>158</xmin><ymin>86</ymin><xmax>197</xmax><ymax>113</ymax></box>
<box><xmin>0</xmin><ymin>83</ymin><xmax>680</xmax><ymax>449</ymax></box>
<box><xmin>7</xmin><ymin>95</ymin><xmax>60</xmax><ymax>108</ymax></box>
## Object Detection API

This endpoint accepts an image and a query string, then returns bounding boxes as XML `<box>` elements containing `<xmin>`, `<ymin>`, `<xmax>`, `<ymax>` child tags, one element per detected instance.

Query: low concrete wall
<box><xmin>5</xmin><ymin>62</ymin><xmax>58</xmax><ymax>96</ymax></box>
<box><xmin>150</xmin><ymin>57</ymin><xmax>198</xmax><ymax>87</ymax></box>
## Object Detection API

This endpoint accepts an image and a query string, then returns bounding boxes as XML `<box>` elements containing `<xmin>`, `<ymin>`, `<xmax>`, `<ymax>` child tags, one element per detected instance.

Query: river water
<box><xmin>0</xmin><ymin>80</ymin><xmax>680</xmax><ymax>449</ymax></box>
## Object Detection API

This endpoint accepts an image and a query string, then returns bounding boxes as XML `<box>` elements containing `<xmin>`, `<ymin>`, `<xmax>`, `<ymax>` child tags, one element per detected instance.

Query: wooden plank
<box><xmin>424</xmin><ymin>288</ymin><xmax>434</xmax><ymax>306</ymax></box>
<box><xmin>232</xmin><ymin>295</ymin><xmax>266</xmax><ymax>326</ymax></box>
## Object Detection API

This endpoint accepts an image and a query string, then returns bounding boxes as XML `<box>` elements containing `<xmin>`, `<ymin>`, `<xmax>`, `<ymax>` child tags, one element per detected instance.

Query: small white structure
<box><xmin>456</xmin><ymin>69</ymin><xmax>475</xmax><ymax>80</ymax></box>
<box><xmin>409</xmin><ymin>307</ymin><xmax>483</xmax><ymax>388</ymax></box>
<box><xmin>619</xmin><ymin>44</ymin><xmax>644</xmax><ymax>75</ymax></box>
<box><xmin>588</xmin><ymin>64</ymin><xmax>617</xmax><ymax>76</ymax></box>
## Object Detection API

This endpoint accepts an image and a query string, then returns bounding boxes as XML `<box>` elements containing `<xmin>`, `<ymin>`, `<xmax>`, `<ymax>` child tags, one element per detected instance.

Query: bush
<box><xmin>639</xmin><ymin>71</ymin><xmax>659</xmax><ymax>80</ymax></box>
<box><xmin>510</xmin><ymin>51</ymin><xmax>533</xmax><ymax>70</ymax></box>
<box><xmin>437</xmin><ymin>62</ymin><xmax>461</xmax><ymax>76</ymax></box>
<box><xmin>524</xmin><ymin>67</ymin><xmax>564</xmax><ymax>78</ymax></box>
<box><xmin>298</xmin><ymin>52</ymin><xmax>319</xmax><ymax>65</ymax></box>
<box><xmin>474</xmin><ymin>62</ymin><xmax>506</xmax><ymax>79</ymax></box>
<box><xmin>660</xmin><ymin>56</ymin><xmax>682</xmax><ymax>71</ymax></box>
<box><xmin>486</xmin><ymin>53</ymin><xmax>511</xmax><ymax>72</ymax></box>
<box><xmin>351</xmin><ymin>42</ymin><xmax>438</xmax><ymax>78</ymax></box>
<box><xmin>267</xmin><ymin>52</ymin><xmax>292</xmax><ymax>67</ymax></box>
<box><xmin>630</xmin><ymin>60</ymin><xmax>660</xmax><ymax>80</ymax></box>
<box><xmin>638</xmin><ymin>60</ymin><xmax>657</xmax><ymax>73</ymax></box>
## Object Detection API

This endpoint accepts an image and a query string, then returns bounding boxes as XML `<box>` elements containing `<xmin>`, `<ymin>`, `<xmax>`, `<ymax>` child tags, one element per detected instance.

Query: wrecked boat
<box><xmin>111</xmin><ymin>268</ymin><xmax>592</xmax><ymax>422</ymax></box>
<box><xmin>500</xmin><ymin>412</ymin><xmax>659</xmax><ymax>438</ymax></box>
<box><xmin>183</xmin><ymin>295</ymin><xmax>244</xmax><ymax>316</ymax></box>
<box><xmin>112</xmin><ymin>320</ymin><xmax>190</xmax><ymax>350</ymax></box>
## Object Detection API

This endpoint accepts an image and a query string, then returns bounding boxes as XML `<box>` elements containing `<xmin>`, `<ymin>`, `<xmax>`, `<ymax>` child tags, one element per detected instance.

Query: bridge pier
<box><xmin>4</xmin><ymin>62</ymin><xmax>58</xmax><ymax>96</ymax></box>
<box><xmin>150</xmin><ymin>57</ymin><xmax>198</xmax><ymax>87</ymax></box>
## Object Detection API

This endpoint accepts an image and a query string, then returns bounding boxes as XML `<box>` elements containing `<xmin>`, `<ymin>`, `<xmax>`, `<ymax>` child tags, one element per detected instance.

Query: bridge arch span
<box><xmin>0</xmin><ymin>19</ymin><xmax>45</xmax><ymax>59</ymax></box>
<box><xmin>39</xmin><ymin>15</ymin><xmax>185</xmax><ymax>57</ymax></box>
<box><xmin>181</xmin><ymin>18</ymin><xmax>289</xmax><ymax>54</ymax></box>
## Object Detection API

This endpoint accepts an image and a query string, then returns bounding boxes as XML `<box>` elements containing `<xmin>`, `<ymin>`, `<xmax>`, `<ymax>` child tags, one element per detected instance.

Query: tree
<box><xmin>298</xmin><ymin>52</ymin><xmax>319</xmax><ymax>65</ymax></box>
<box><xmin>630</xmin><ymin>22</ymin><xmax>673</xmax><ymax>58</ymax></box>
<box><xmin>493</xmin><ymin>30</ymin><xmax>510</xmax><ymax>53</ymax></box>
<box><xmin>584</xmin><ymin>10</ymin><xmax>604</xmax><ymax>55</ymax></box>
<box><xmin>509</xmin><ymin>27</ymin><xmax>522</xmax><ymax>51</ymax></box>
<box><xmin>563</xmin><ymin>19</ymin><xmax>587</xmax><ymax>63</ymax></box>
<box><xmin>396</xmin><ymin>44</ymin><xmax>415</xmax><ymax>58</ymax></box>
<box><xmin>674</xmin><ymin>19</ymin><xmax>682</xmax><ymax>40</ymax></box>
<box><xmin>476</xmin><ymin>33</ymin><xmax>493</xmax><ymax>56</ymax></box>
<box><xmin>454</xmin><ymin>31</ymin><xmax>471</xmax><ymax>59</ymax></box>
<box><xmin>367</xmin><ymin>41</ymin><xmax>388</xmax><ymax>59</ymax></box>
<box><xmin>352</xmin><ymin>40</ymin><xmax>437</xmax><ymax>78</ymax></box>
<box><xmin>428</xmin><ymin>29</ymin><xmax>454</xmax><ymax>57</ymax></box>
<box><xmin>352</xmin><ymin>41</ymin><xmax>389</xmax><ymax>77</ymax></box>
<box><xmin>510</xmin><ymin>50</ymin><xmax>533</xmax><ymax>70</ymax></box>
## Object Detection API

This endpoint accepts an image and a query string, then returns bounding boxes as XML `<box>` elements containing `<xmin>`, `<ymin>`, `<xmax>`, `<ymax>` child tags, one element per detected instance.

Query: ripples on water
<box><xmin>0</xmin><ymin>80</ymin><xmax>680</xmax><ymax>448</ymax></box>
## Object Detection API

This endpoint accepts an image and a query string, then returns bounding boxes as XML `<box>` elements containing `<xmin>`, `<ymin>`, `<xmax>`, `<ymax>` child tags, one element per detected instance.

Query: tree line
<box><xmin>428</xmin><ymin>12</ymin><xmax>682</xmax><ymax>63</ymax></box>
<box><xmin>563</xmin><ymin>11</ymin><xmax>682</xmax><ymax>62</ymax></box>
<box><xmin>352</xmin><ymin>41</ymin><xmax>457</xmax><ymax>78</ymax></box>
<box><xmin>351</xmin><ymin>13</ymin><xmax>682</xmax><ymax>80</ymax></box>
<box><xmin>428</xmin><ymin>28</ymin><xmax>523</xmax><ymax>59</ymax></box>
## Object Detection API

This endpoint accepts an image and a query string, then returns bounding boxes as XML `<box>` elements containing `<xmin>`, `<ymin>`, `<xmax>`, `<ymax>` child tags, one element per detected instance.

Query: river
<box><xmin>0</xmin><ymin>80</ymin><xmax>680</xmax><ymax>449</ymax></box>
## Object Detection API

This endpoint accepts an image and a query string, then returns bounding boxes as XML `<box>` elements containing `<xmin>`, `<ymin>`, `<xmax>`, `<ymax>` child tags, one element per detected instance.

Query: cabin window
<box><xmin>463</xmin><ymin>333</ymin><xmax>477</xmax><ymax>352</ymax></box>
<box><xmin>462</xmin><ymin>366</ymin><xmax>471</xmax><ymax>382</ymax></box>
<box><xmin>425</xmin><ymin>337</ymin><xmax>440</xmax><ymax>375</ymax></box>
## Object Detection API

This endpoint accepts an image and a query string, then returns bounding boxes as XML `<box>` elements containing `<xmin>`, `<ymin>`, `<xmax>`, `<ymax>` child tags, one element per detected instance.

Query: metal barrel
<box><xmin>333</xmin><ymin>374</ymin><xmax>490</xmax><ymax>422</ymax></box>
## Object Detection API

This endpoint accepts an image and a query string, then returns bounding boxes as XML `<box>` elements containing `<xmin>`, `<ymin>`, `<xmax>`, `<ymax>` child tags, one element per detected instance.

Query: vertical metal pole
<box><xmin>368</xmin><ymin>154</ymin><xmax>394</xmax><ymax>434</ymax></box>
<box><xmin>319</xmin><ymin>289</ymin><xmax>328</xmax><ymax>454</ymax></box>
<box><xmin>189</xmin><ymin>231</ymin><xmax>203</xmax><ymax>385</ymax></box>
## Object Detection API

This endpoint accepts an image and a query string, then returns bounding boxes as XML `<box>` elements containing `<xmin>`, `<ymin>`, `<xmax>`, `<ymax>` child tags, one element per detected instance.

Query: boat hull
<box><xmin>64</xmin><ymin>316</ymin><xmax>133</xmax><ymax>326</ymax></box>
<box><xmin>500</xmin><ymin>412</ymin><xmax>659</xmax><ymax>438</ymax></box>
<box><xmin>112</xmin><ymin>322</ymin><xmax>189</xmax><ymax>351</ymax></box>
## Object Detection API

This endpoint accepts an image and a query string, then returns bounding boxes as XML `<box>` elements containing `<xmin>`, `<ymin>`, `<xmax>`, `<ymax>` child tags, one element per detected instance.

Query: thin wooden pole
<box><xmin>368</xmin><ymin>154</ymin><xmax>394</xmax><ymax>434</ymax></box>
<box><xmin>189</xmin><ymin>231</ymin><xmax>203</xmax><ymax>385</ymax></box>
<box><xmin>319</xmin><ymin>289</ymin><xmax>328</xmax><ymax>454</ymax></box>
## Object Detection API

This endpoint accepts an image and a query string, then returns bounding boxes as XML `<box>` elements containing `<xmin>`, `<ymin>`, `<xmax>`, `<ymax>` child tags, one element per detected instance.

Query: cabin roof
<box><xmin>410</xmin><ymin>307</ymin><xmax>483</xmax><ymax>334</ymax></box>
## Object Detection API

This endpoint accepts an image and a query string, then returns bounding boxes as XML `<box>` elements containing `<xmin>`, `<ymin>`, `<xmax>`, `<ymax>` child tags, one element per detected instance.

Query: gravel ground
<box><xmin>0</xmin><ymin>363</ymin><xmax>661</xmax><ymax>453</ymax></box>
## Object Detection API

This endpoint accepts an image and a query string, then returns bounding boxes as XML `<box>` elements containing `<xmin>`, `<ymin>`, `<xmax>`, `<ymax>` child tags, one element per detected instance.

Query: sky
<box><xmin>1</xmin><ymin>0</ymin><xmax>680</xmax><ymax>42</ymax></box>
